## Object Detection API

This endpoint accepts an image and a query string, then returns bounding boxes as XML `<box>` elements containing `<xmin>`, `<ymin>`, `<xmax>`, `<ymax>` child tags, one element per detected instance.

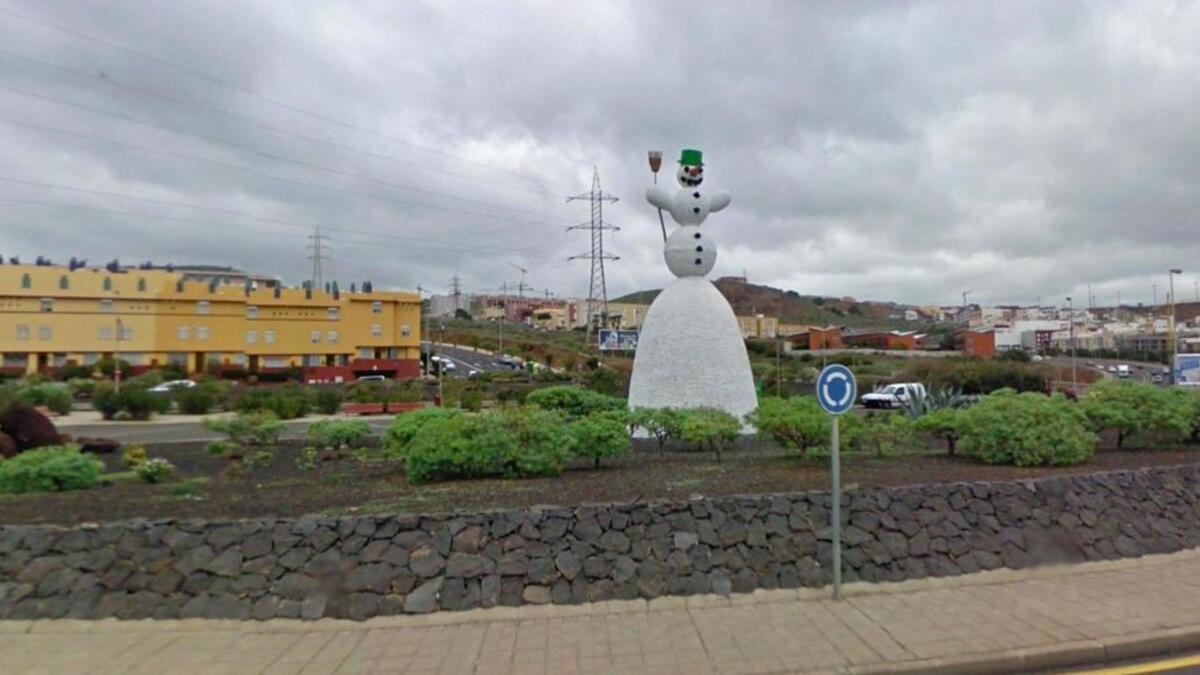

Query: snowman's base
<box><xmin>628</xmin><ymin>276</ymin><xmax>758</xmax><ymax>421</ymax></box>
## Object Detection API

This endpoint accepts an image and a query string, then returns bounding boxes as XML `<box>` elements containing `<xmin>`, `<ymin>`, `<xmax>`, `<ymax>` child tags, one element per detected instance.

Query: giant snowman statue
<box><xmin>628</xmin><ymin>148</ymin><xmax>757</xmax><ymax>420</ymax></box>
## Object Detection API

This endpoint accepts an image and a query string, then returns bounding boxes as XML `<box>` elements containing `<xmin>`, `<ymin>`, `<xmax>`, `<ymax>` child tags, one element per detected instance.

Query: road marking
<box><xmin>1074</xmin><ymin>654</ymin><xmax>1200</xmax><ymax>674</ymax></box>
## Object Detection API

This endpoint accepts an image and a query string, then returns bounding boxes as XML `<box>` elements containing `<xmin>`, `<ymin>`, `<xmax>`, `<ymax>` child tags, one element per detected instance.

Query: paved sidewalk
<box><xmin>5</xmin><ymin>550</ymin><xmax>1200</xmax><ymax>675</ymax></box>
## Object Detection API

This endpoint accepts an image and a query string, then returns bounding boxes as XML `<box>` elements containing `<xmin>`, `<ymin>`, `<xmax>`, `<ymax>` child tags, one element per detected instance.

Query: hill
<box><xmin>613</xmin><ymin>277</ymin><xmax>925</xmax><ymax>328</ymax></box>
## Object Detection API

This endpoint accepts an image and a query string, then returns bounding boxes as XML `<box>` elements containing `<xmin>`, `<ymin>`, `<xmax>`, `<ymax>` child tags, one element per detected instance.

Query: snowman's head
<box><xmin>676</xmin><ymin>164</ymin><xmax>703</xmax><ymax>187</ymax></box>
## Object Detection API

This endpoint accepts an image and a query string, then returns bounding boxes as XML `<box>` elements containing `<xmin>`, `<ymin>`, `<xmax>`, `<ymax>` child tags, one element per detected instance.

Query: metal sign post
<box><xmin>816</xmin><ymin>364</ymin><xmax>857</xmax><ymax>601</ymax></box>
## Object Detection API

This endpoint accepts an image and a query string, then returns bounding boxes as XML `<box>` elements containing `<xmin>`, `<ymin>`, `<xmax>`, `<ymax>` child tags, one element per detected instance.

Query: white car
<box><xmin>356</xmin><ymin>374</ymin><xmax>387</xmax><ymax>382</ymax></box>
<box><xmin>149</xmin><ymin>379</ymin><xmax>195</xmax><ymax>394</ymax></box>
<box><xmin>861</xmin><ymin>383</ymin><xmax>927</xmax><ymax>409</ymax></box>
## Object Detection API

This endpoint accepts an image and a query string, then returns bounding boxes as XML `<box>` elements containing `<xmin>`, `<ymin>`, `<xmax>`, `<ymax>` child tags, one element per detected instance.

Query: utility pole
<box><xmin>498</xmin><ymin>282</ymin><xmax>506</xmax><ymax>356</ymax></box>
<box><xmin>307</xmin><ymin>226</ymin><xmax>330</xmax><ymax>291</ymax></box>
<box><xmin>1116</xmin><ymin>290</ymin><xmax>1122</xmax><ymax>361</ymax></box>
<box><xmin>568</xmin><ymin>168</ymin><xmax>619</xmax><ymax>344</ymax></box>
<box><xmin>449</xmin><ymin>273</ymin><xmax>462</xmax><ymax>316</ymax></box>
<box><xmin>1067</xmin><ymin>296</ymin><xmax>1077</xmax><ymax>393</ymax></box>
<box><xmin>1169</xmin><ymin>269</ymin><xmax>1182</xmax><ymax>381</ymax></box>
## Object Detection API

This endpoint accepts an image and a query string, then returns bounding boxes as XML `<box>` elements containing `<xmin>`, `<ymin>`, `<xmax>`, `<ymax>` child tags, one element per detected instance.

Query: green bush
<box><xmin>315</xmin><ymin>388</ymin><xmax>344</xmax><ymax>415</ymax></box>
<box><xmin>913</xmin><ymin>408</ymin><xmax>965</xmax><ymax>456</ymax></box>
<box><xmin>120</xmin><ymin>386</ymin><xmax>172</xmax><ymax>420</ymax></box>
<box><xmin>206</xmin><ymin>440</ymin><xmax>235</xmax><ymax>457</ymax></box>
<box><xmin>122</xmin><ymin>445</ymin><xmax>148</xmax><ymax>467</ymax></box>
<box><xmin>631</xmin><ymin>408</ymin><xmax>684</xmax><ymax>455</ymax></box>
<box><xmin>134</xmin><ymin>457</ymin><xmax>176</xmax><ymax>484</ymax></box>
<box><xmin>175</xmin><ymin>384</ymin><xmax>217</xmax><ymax>415</ymax></box>
<box><xmin>899</xmin><ymin>359</ymin><xmax>1047</xmax><ymax>395</ymax></box>
<box><xmin>526</xmin><ymin>385</ymin><xmax>625</xmax><ymax>419</ymax></box>
<box><xmin>747</xmin><ymin>397</ymin><xmax>830</xmax><ymax>458</ymax></box>
<box><xmin>94</xmin><ymin>356</ymin><xmax>131</xmax><ymax>378</ymax></box>
<box><xmin>1167</xmin><ymin>388</ymin><xmax>1200</xmax><ymax>442</ymax></box>
<box><xmin>58</xmin><ymin>364</ymin><xmax>96</xmax><ymax>380</ymax></box>
<box><xmin>66</xmin><ymin>377</ymin><xmax>97</xmax><ymax>399</ymax></box>
<box><xmin>570</xmin><ymin>411</ymin><xmax>630</xmax><ymax>467</ymax></box>
<box><xmin>16</xmin><ymin>383</ymin><xmax>74</xmax><ymax>415</ymax></box>
<box><xmin>306</xmin><ymin>419</ymin><xmax>371</xmax><ymax>450</ymax></box>
<box><xmin>404</xmin><ymin>406</ymin><xmax>574</xmax><ymax>483</ymax></box>
<box><xmin>583</xmin><ymin>367</ymin><xmax>627</xmax><ymax>397</ymax></box>
<box><xmin>679</xmin><ymin>408</ymin><xmax>741</xmax><ymax>462</ymax></box>
<box><xmin>204</xmin><ymin>411</ymin><xmax>285</xmax><ymax>445</ymax></box>
<box><xmin>381</xmin><ymin>408</ymin><xmax>462</xmax><ymax>460</ymax></box>
<box><xmin>0</xmin><ymin>445</ymin><xmax>103</xmax><ymax>494</ymax></box>
<box><xmin>92</xmin><ymin>382</ymin><xmax>122</xmax><ymax>420</ymax></box>
<box><xmin>460</xmin><ymin>390</ymin><xmax>484</xmax><ymax>412</ymax></box>
<box><xmin>233</xmin><ymin>386</ymin><xmax>311</xmax><ymax>419</ymax></box>
<box><xmin>1082</xmin><ymin>380</ymin><xmax>1191</xmax><ymax>449</ymax></box>
<box><xmin>851</xmin><ymin>412</ymin><xmax>913</xmax><ymax>458</ymax></box>
<box><xmin>957</xmin><ymin>391</ymin><xmax>1095</xmax><ymax>466</ymax></box>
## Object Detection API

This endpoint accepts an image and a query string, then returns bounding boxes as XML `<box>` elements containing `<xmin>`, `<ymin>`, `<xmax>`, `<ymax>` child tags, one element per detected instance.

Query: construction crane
<box><xmin>509</xmin><ymin>263</ymin><xmax>530</xmax><ymax>298</ymax></box>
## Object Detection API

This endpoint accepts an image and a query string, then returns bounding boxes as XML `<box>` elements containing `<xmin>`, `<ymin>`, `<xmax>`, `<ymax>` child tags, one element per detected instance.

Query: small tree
<box><xmin>746</xmin><ymin>396</ymin><xmax>829</xmax><ymax>459</ymax></box>
<box><xmin>631</xmin><ymin>407</ymin><xmax>683</xmax><ymax>456</ymax></box>
<box><xmin>853</xmin><ymin>412</ymin><xmax>913</xmax><ymax>458</ymax></box>
<box><xmin>1167</xmin><ymin>388</ymin><xmax>1200</xmax><ymax>442</ymax></box>
<box><xmin>958</xmin><ymin>391</ymin><xmax>1095</xmax><ymax>466</ymax></box>
<box><xmin>204</xmin><ymin>411</ymin><xmax>285</xmax><ymax>446</ymax></box>
<box><xmin>570</xmin><ymin>411</ymin><xmax>630</xmax><ymax>468</ymax></box>
<box><xmin>914</xmin><ymin>408</ymin><xmax>964</xmax><ymax>456</ymax></box>
<box><xmin>306</xmin><ymin>419</ymin><xmax>371</xmax><ymax>451</ymax></box>
<box><xmin>679</xmin><ymin>408</ymin><xmax>740</xmax><ymax>462</ymax></box>
<box><xmin>1082</xmin><ymin>380</ymin><xmax>1191</xmax><ymax>449</ymax></box>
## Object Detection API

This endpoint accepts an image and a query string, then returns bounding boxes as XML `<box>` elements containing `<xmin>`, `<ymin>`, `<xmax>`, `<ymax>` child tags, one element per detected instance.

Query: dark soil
<box><xmin>3</xmin><ymin>436</ymin><xmax>1200</xmax><ymax>526</ymax></box>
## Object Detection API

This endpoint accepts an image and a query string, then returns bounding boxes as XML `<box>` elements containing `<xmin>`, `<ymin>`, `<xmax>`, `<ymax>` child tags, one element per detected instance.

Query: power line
<box><xmin>307</xmin><ymin>226</ymin><xmax>330</xmax><ymax>290</ymax></box>
<box><xmin>0</xmin><ymin>82</ymin><xmax>574</xmax><ymax>225</ymax></box>
<box><xmin>0</xmin><ymin>47</ymin><xmax>561</xmax><ymax>196</ymax></box>
<box><xmin>0</xmin><ymin>4</ymin><xmax>578</xmax><ymax>190</ymax></box>
<box><xmin>567</xmin><ymin>168</ymin><xmax>619</xmax><ymax>343</ymax></box>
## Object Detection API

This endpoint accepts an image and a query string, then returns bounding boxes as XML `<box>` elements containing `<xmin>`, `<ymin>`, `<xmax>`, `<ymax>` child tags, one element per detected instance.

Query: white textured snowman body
<box><xmin>628</xmin><ymin>156</ymin><xmax>757</xmax><ymax>423</ymax></box>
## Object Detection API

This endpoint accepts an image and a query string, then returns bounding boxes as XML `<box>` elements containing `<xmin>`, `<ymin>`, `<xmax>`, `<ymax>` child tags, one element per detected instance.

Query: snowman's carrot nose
<box><xmin>688</xmin><ymin>167</ymin><xmax>700</xmax><ymax>176</ymax></box>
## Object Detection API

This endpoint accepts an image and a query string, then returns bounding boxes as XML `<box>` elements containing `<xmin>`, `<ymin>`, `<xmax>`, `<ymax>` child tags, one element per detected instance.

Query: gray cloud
<box><xmin>0</xmin><ymin>0</ymin><xmax>1198</xmax><ymax>307</ymax></box>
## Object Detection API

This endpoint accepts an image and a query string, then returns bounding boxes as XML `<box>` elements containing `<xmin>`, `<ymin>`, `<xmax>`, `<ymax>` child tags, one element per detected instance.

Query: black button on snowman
<box><xmin>646</xmin><ymin>148</ymin><xmax>731</xmax><ymax>277</ymax></box>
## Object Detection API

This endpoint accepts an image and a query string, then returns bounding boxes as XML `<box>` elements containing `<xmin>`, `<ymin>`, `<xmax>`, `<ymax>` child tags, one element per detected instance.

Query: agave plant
<box><xmin>901</xmin><ymin>385</ymin><xmax>970</xmax><ymax>420</ymax></box>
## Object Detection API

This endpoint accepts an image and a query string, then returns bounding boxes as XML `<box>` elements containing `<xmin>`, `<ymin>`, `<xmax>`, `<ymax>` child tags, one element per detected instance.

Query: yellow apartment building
<box><xmin>0</xmin><ymin>263</ymin><xmax>421</xmax><ymax>378</ymax></box>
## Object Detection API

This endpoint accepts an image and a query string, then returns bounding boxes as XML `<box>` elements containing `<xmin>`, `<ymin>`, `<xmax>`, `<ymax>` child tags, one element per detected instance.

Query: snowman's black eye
<box><xmin>695</xmin><ymin>246</ymin><xmax>703</xmax><ymax>252</ymax></box>
<box><xmin>693</xmin><ymin>192</ymin><xmax>700</xmax><ymax>198</ymax></box>
<box><xmin>694</xmin><ymin>233</ymin><xmax>701</xmax><ymax>239</ymax></box>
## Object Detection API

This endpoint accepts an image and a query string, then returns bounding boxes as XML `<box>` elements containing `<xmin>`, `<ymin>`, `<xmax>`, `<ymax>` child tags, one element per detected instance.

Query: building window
<box><xmin>20</xmin><ymin>273</ymin><xmax>31</xmax><ymax>289</ymax></box>
<box><xmin>371</xmin><ymin>323</ymin><xmax>382</xmax><ymax>337</ymax></box>
<box><xmin>246</xmin><ymin>305</ymin><xmax>258</xmax><ymax>319</ymax></box>
<box><xmin>137</xmin><ymin>278</ymin><xmax>146</xmax><ymax>292</ymax></box>
<box><xmin>122</xmin><ymin>353</ymin><xmax>145</xmax><ymax>366</ymax></box>
<box><xmin>197</xmin><ymin>326</ymin><xmax>210</xmax><ymax>342</ymax></box>
<box><xmin>264</xmin><ymin>357</ymin><xmax>286</xmax><ymax>368</ymax></box>
<box><xmin>400</xmin><ymin>324</ymin><xmax>411</xmax><ymax>337</ymax></box>
<box><xmin>246</xmin><ymin>330</ymin><xmax>258</xmax><ymax>345</ymax></box>
<box><xmin>40</xmin><ymin>298</ymin><xmax>53</xmax><ymax>313</ymax></box>
<box><xmin>359</xmin><ymin>348</ymin><xmax>373</xmax><ymax>359</ymax></box>
<box><xmin>118</xmin><ymin>325</ymin><xmax>133</xmax><ymax>341</ymax></box>
<box><xmin>197</xmin><ymin>301</ymin><xmax>210</xmax><ymax>315</ymax></box>
<box><xmin>58</xmin><ymin>275</ymin><xmax>69</xmax><ymax>290</ymax></box>
<box><xmin>103</xmin><ymin>277</ymin><xmax>113</xmax><ymax>291</ymax></box>
<box><xmin>264</xmin><ymin>330</ymin><xmax>276</xmax><ymax>345</ymax></box>
<box><xmin>328</xmin><ymin>307</ymin><xmax>339</xmax><ymax>320</ymax></box>
<box><xmin>16</xmin><ymin>324</ymin><xmax>30</xmax><ymax>341</ymax></box>
<box><xmin>99</xmin><ymin>299</ymin><xmax>114</xmax><ymax>313</ymax></box>
<box><xmin>310</xmin><ymin>330</ymin><xmax>321</xmax><ymax>344</ymax></box>
<box><xmin>82</xmin><ymin>353</ymin><xmax>99</xmax><ymax>365</ymax></box>
<box><xmin>371</xmin><ymin>301</ymin><xmax>382</xmax><ymax>314</ymax></box>
<box><xmin>39</xmin><ymin>325</ymin><xmax>52</xmax><ymax>341</ymax></box>
<box><xmin>98</xmin><ymin>325</ymin><xmax>113</xmax><ymax>341</ymax></box>
<box><xmin>167</xmin><ymin>353</ymin><xmax>187</xmax><ymax>366</ymax></box>
<box><xmin>178</xmin><ymin>326</ymin><xmax>190</xmax><ymax>341</ymax></box>
<box><xmin>327</xmin><ymin>330</ymin><xmax>338</xmax><ymax>344</ymax></box>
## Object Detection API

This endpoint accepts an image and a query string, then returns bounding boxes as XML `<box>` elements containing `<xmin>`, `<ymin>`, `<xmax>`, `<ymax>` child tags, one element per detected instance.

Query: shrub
<box><xmin>679</xmin><ymin>408</ymin><xmax>741</xmax><ymax>462</ymax></box>
<box><xmin>66</xmin><ymin>377</ymin><xmax>97</xmax><ymax>399</ymax></box>
<box><xmin>120</xmin><ymin>386</ymin><xmax>172</xmax><ymax>420</ymax></box>
<box><xmin>134</xmin><ymin>457</ymin><xmax>176</xmax><ymax>483</ymax></box>
<box><xmin>631</xmin><ymin>408</ymin><xmax>684</xmax><ymax>455</ymax></box>
<box><xmin>957</xmin><ymin>391</ymin><xmax>1095</xmax><ymax>466</ymax></box>
<box><xmin>460</xmin><ymin>390</ymin><xmax>484</xmax><ymax>412</ymax></box>
<box><xmin>94</xmin><ymin>356</ymin><xmax>131</xmax><ymax>378</ymax></box>
<box><xmin>913</xmin><ymin>408</ymin><xmax>965</xmax><ymax>456</ymax></box>
<box><xmin>526</xmin><ymin>385</ymin><xmax>625</xmax><ymax>420</ymax></box>
<box><xmin>122</xmin><ymin>445</ymin><xmax>148</xmax><ymax>467</ymax></box>
<box><xmin>59</xmin><ymin>364</ymin><xmax>96</xmax><ymax>380</ymax></box>
<box><xmin>176</xmin><ymin>384</ymin><xmax>218</xmax><ymax>415</ymax></box>
<box><xmin>570</xmin><ymin>411</ymin><xmax>630</xmax><ymax>467</ymax></box>
<box><xmin>381</xmin><ymin>408</ymin><xmax>462</xmax><ymax>460</ymax></box>
<box><xmin>232</xmin><ymin>386</ymin><xmax>310</xmax><ymax>420</ymax></box>
<box><xmin>1082</xmin><ymin>380</ymin><xmax>1191</xmax><ymax>449</ymax></box>
<box><xmin>747</xmin><ymin>397</ymin><xmax>829</xmax><ymax>458</ymax></box>
<box><xmin>315</xmin><ymin>388</ymin><xmax>344</xmax><ymax>415</ymax></box>
<box><xmin>898</xmin><ymin>359</ymin><xmax>1047</xmax><ymax>395</ymax></box>
<box><xmin>306</xmin><ymin>419</ymin><xmax>371</xmax><ymax>450</ymax></box>
<box><xmin>204</xmin><ymin>411</ymin><xmax>285</xmax><ymax>446</ymax></box>
<box><xmin>1167</xmin><ymin>388</ymin><xmax>1200</xmax><ymax>442</ymax></box>
<box><xmin>852</xmin><ymin>412</ymin><xmax>913</xmax><ymax>458</ymax></box>
<box><xmin>0</xmin><ymin>445</ymin><xmax>103</xmax><ymax>493</ymax></box>
<box><xmin>17</xmin><ymin>383</ymin><xmax>74</xmax><ymax>415</ymax></box>
<box><xmin>404</xmin><ymin>406</ymin><xmax>573</xmax><ymax>483</ymax></box>
<box><xmin>206</xmin><ymin>440</ymin><xmax>235</xmax><ymax>457</ymax></box>
<box><xmin>584</xmin><ymin>367</ymin><xmax>627</xmax><ymax>397</ymax></box>
<box><xmin>92</xmin><ymin>382</ymin><xmax>123</xmax><ymax>420</ymax></box>
<box><xmin>901</xmin><ymin>386</ymin><xmax>969</xmax><ymax>420</ymax></box>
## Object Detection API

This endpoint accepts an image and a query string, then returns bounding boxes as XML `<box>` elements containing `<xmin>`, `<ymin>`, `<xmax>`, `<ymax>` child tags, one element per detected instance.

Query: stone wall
<box><xmin>3</xmin><ymin>463</ymin><xmax>1200</xmax><ymax>620</ymax></box>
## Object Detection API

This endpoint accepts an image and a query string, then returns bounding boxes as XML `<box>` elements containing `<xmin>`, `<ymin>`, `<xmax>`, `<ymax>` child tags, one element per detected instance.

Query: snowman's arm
<box><xmin>709</xmin><ymin>191</ymin><xmax>732</xmax><ymax>213</ymax></box>
<box><xmin>646</xmin><ymin>186</ymin><xmax>672</xmax><ymax>211</ymax></box>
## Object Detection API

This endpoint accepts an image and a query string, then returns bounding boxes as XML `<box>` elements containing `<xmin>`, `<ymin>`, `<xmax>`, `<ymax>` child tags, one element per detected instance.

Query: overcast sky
<box><xmin>0</xmin><ymin>1</ymin><xmax>1197</xmax><ymax>307</ymax></box>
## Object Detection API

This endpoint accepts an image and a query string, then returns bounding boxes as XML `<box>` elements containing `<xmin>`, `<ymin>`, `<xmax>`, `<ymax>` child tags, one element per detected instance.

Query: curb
<box><xmin>846</xmin><ymin>625</ymin><xmax>1200</xmax><ymax>674</ymax></box>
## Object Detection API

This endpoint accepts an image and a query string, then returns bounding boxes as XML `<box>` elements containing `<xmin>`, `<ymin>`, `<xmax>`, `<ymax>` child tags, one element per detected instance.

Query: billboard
<box><xmin>598</xmin><ymin>329</ymin><xmax>639</xmax><ymax>352</ymax></box>
<box><xmin>1175</xmin><ymin>353</ymin><xmax>1200</xmax><ymax>386</ymax></box>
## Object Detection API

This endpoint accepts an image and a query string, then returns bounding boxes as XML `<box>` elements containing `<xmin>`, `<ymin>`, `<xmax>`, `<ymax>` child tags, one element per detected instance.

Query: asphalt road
<box><xmin>422</xmin><ymin>342</ymin><xmax>522</xmax><ymax>376</ymax></box>
<box><xmin>1045</xmin><ymin>356</ymin><xmax>1166</xmax><ymax>385</ymax></box>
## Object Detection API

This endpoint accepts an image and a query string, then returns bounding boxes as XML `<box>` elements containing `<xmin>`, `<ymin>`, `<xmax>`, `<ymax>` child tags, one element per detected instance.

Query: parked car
<box><xmin>356</xmin><ymin>374</ymin><xmax>387</xmax><ymax>382</ymax></box>
<box><xmin>1116</xmin><ymin>364</ymin><xmax>1131</xmax><ymax>379</ymax></box>
<box><xmin>861</xmin><ymin>383</ymin><xmax>927</xmax><ymax>409</ymax></box>
<box><xmin>148</xmin><ymin>379</ymin><xmax>195</xmax><ymax>394</ymax></box>
<box><xmin>1151</xmin><ymin>373</ymin><xmax>1164</xmax><ymax>384</ymax></box>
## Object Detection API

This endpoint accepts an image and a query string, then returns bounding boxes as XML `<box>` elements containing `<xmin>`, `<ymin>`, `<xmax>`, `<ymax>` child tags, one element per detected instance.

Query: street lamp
<box><xmin>1067</xmin><ymin>296</ymin><xmax>1077</xmax><ymax>393</ymax></box>
<box><xmin>1169</xmin><ymin>269</ymin><xmax>1182</xmax><ymax>383</ymax></box>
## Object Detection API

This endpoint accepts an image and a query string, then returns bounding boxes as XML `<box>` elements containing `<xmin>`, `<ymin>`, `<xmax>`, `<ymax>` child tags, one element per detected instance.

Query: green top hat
<box><xmin>678</xmin><ymin>148</ymin><xmax>703</xmax><ymax>166</ymax></box>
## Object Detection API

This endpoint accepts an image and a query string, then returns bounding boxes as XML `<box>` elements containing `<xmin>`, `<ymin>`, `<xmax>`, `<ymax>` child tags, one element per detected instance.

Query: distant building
<box><xmin>843</xmin><ymin>330</ymin><xmax>917</xmax><ymax>351</ymax></box>
<box><xmin>607</xmin><ymin>302</ymin><xmax>650</xmax><ymax>330</ymax></box>
<box><xmin>737</xmin><ymin>314</ymin><xmax>778</xmax><ymax>339</ymax></box>
<box><xmin>134</xmin><ymin>264</ymin><xmax>279</xmax><ymax>289</ymax></box>
<box><xmin>787</xmin><ymin>326</ymin><xmax>844</xmax><ymax>351</ymax></box>
<box><xmin>961</xmin><ymin>329</ymin><xmax>996</xmax><ymax>359</ymax></box>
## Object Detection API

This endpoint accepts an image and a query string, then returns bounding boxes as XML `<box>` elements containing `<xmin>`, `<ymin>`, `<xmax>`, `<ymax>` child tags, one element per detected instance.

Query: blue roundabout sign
<box><xmin>816</xmin><ymin>364</ymin><xmax>857</xmax><ymax>416</ymax></box>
